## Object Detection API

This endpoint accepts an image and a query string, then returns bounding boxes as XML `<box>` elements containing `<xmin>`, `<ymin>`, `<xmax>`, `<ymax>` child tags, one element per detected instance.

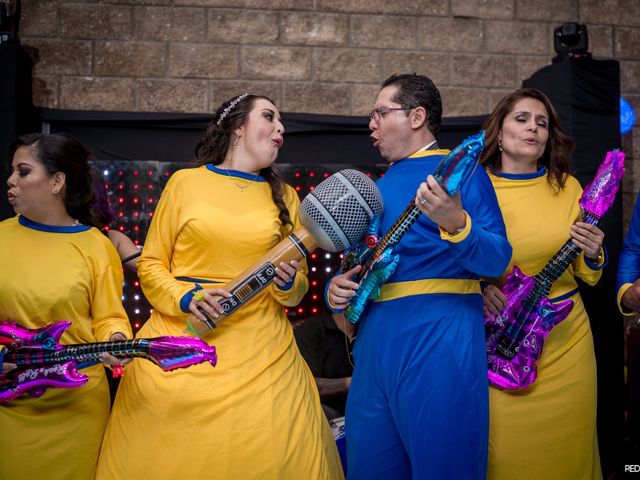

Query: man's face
<box><xmin>368</xmin><ymin>85</ymin><xmax>415</xmax><ymax>163</ymax></box>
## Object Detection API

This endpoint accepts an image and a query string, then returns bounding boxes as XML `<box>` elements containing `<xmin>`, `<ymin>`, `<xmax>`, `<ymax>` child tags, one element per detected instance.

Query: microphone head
<box><xmin>299</xmin><ymin>169</ymin><xmax>383</xmax><ymax>252</ymax></box>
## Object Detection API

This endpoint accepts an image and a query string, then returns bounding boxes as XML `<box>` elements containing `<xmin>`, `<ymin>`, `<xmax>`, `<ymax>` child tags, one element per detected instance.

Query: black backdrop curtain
<box><xmin>38</xmin><ymin>108</ymin><xmax>486</xmax><ymax>165</ymax></box>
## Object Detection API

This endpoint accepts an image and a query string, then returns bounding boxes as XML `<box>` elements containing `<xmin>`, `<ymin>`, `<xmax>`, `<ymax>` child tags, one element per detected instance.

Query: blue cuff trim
<box><xmin>584</xmin><ymin>246</ymin><xmax>608</xmax><ymax>271</ymax></box>
<box><xmin>180</xmin><ymin>284</ymin><xmax>203</xmax><ymax>313</ymax></box>
<box><xmin>324</xmin><ymin>278</ymin><xmax>345</xmax><ymax>314</ymax></box>
<box><xmin>275</xmin><ymin>272</ymin><xmax>296</xmax><ymax>291</ymax></box>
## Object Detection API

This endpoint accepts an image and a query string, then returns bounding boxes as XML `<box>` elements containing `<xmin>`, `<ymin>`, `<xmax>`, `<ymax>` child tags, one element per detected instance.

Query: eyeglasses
<box><xmin>368</xmin><ymin>106</ymin><xmax>413</xmax><ymax>123</ymax></box>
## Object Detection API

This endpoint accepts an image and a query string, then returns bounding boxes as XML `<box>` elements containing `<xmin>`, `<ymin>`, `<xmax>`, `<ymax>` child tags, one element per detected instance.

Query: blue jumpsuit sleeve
<box><xmin>445</xmin><ymin>166</ymin><xmax>512</xmax><ymax>278</ymax></box>
<box><xmin>618</xmin><ymin>194</ymin><xmax>640</xmax><ymax>293</ymax></box>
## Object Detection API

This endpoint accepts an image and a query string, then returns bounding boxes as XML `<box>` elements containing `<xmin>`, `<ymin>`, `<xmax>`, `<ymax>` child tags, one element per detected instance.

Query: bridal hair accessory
<box><xmin>216</xmin><ymin>93</ymin><xmax>249</xmax><ymax>126</ymax></box>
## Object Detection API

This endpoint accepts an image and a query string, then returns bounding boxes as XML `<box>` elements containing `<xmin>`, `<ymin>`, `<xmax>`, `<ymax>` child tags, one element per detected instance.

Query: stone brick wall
<box><xmin>17</xmin><ymin>0</ymin><xmax>640</xmax><ymax>219</ymax></box>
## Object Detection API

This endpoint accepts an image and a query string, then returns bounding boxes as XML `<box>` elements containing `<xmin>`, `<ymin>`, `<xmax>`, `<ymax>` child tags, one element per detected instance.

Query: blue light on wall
<box><xmin>621</xmin><ymin>97</ymin><xmax>635</xmax><ymax>135</ymax></box>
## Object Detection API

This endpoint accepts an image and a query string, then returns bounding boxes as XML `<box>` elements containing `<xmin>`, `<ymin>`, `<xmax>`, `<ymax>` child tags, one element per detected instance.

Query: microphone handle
<box><xmin>185</xmin><ymin>227</ymin><xmax>319</xmax><ymax>338</ymax></box>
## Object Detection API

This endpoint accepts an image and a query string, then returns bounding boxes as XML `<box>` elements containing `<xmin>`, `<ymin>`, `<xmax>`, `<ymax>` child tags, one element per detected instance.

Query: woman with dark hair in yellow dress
<box><xmin>97</xmin><ymin>95</ymin><xmax>344</xmax><ymax>479</ymax></box>
<box><xmin>481</xmin><ymin>88</ymin><xmax>605</xmax><ymax>479</ymax></box>
<box><xmin>0</xmin><ymin>133</ymin><xmax>132</xmax><ymax>480</ymax></box>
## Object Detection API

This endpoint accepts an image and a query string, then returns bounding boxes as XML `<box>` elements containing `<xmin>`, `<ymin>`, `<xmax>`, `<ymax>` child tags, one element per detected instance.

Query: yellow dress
<box><xmin>486</xmin><ymin>169</ymin><xmax>602</xmax><ymax>479</ymax></box>
<box><xmin>0</xmin><ymin>216</ymin><xmax>132</xmax><ymax>480</ymax></box>
<box><xmin>96</xmin><ymin>165</ymin><xmax>344</xmax><ymax>480</ymax></box>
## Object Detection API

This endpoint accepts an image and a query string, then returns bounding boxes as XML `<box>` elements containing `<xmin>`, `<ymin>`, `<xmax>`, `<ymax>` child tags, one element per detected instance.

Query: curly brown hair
<box><xmin>479</xmin><ymin>88</ymin><xmax>574</xmax><ymax>192</ymax></box>
<box><xmin>195</xmin><ymin>94</ymin><xmax>292</xmax><ymax>232</ymax></box>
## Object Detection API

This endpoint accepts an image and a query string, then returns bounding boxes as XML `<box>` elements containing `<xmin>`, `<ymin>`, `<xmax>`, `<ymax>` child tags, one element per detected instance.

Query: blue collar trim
<box><xmin>206</xmin><ymin>164</ymin><xmax>266</xmax><ymax>182</ymax></box>
<box><xmin>18</xmin><ymin>215</ymin><xmax>91</xmax><ymax>233</ymax></box>
<box><xmin>495</xmin><ymin>167</ymin><xmax>546</xmax><ymax>180</ymax></box>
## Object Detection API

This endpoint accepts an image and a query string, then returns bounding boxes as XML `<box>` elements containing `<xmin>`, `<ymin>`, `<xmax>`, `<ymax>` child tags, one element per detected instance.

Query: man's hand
<box><xmin>622</xmin><ymin>279</ymin><xmax>640</xmax><ymax>312</ymax></box>
<box><xmin>415</xmin><ymin>175</ymin><xmax>466</xmax><ymax>234</ymax></box>
<box><xmin>326</xmin><ymin>265</ymin><xmax>362</xmax><ymax>311</ymax></box>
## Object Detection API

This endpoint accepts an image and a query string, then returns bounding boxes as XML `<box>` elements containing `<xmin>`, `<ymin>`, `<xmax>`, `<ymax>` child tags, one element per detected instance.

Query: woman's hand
<box><xmin>415</xmin><ymin>175</ymin><xmax>466</xmax><ymax>234</ymax></box>
<box><xmin>100</xmin><ymin>332</ymin><xmax>133</xmax><ymax>367</ymax></box>
<box><xmin>483</xmin><ymin>284</ymin><xmax>507</xmax><ymax>317</ymax></box>
<box><xmin>273</xmin><ymin>260</ymin><xmax>302</xmax><ymax>287</ymax></box>
<box><xmin>1</xmin><ymin>362</ymin><xmax>16</xmax><ymax>375</ymax></box>
<box><xmin>188</xmin><ymin>288</ymin><xmax>232</xmax><ymax>323</ymax></box>
<box><xmin>570</xmin><ymin>222</ymin><xmax>605</xmax><ymax>260</ymax></box>
<box><xmin>326</xmin><ymin>265</ymin><xmax>362</xmax><ymax>310</ymax></box>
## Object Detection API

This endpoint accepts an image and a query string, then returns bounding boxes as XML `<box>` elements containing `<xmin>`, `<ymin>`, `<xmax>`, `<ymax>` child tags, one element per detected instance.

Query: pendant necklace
<box><xmin>223</xmin><ymin>167</ymin><xmax>258</xmax><ymax>192</ymax></box>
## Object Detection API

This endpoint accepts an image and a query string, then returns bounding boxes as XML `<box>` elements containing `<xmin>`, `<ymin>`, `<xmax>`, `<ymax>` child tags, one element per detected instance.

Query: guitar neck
<box><xmin>534</xmin><ymin>211</ymin><xmax>600</xmax><ymax>291</ymax></box>
<box><xmin>7</xmin><ymin>339</ymin><xmax>150</xmax><ymax>365</ymax></box>
<box><xmin>359</xmin><ymin>199</ymin><xmax>420</xmax><ymax>278</ymax></box>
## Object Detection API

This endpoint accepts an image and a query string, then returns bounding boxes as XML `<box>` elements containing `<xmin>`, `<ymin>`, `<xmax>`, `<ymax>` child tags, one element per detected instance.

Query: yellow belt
<box><xmin>375</xmin><ymin>278</ymin><xmax>481</xmax><ymax>302</ymax></box>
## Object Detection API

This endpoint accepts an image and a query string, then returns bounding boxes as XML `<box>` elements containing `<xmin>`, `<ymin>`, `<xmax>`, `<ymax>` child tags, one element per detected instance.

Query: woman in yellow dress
<box><xmin>0</xmin><ymin>133</ymin><xmax>132</xmax><ymax>480</ymax></box>
<box><xmin>480</xmin><ymin>88</ymin><xmax>605</xmax><ymax>479</ymax></box>
<box><xmin>97</xmin><ymin>94</ymin><xmax>344</xmax><ymax>480</ymax></box>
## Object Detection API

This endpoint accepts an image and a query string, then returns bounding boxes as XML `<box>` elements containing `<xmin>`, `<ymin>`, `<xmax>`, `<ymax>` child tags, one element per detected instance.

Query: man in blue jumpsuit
<box><xmin>326</xmin><ymin>73</ymin><xmax>512</xmax><ymax>479</ymax></box>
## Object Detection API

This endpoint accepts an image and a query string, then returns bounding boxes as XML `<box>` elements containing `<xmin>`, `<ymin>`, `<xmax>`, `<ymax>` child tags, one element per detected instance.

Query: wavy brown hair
<box><xmin>479</xmin><ymin>88</ymin><xmax>574</xmax><ymax>192</ymax></box>
<box><xmin>195</xmin><ymin>94</ymin><xmax>292</xmax><ymax>232</ymax></box>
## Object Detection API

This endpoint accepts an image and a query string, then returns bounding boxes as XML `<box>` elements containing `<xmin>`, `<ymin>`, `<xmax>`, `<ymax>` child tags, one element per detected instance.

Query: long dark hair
<box><xmin>479</xmin><ymin>88</ymin><xmax>574</xmax><ymax>192</ymax></box>
<box><xmin>8</xmin><ymin>133</ymin><xmax>102</xmax><ymax>226</ymax></box>
<box><xmin>195</xmin><ymin>94</ymin><xmax>292</xmax><ymax>231</ymax></box>
<box><xmin>90</xmin><ymin>167</ymin><xmax>115</xmax><ymax>229</ymax></box>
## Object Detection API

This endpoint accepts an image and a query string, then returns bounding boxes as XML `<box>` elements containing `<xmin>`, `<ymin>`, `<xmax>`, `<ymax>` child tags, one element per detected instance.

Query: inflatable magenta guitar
<box><xmin>341</xmin><ymin>131</ymin><xmax>484</xmax><ymax>324</ymax></box>
<box><xmin>485</xmin><ymin>150</ymin><xmax>624</xmax><ymax>390</ymax></box>
<box><xmin>0</xmin><ymin>321</ymin><xmax>217</xmax><ymax>402</ymax></box>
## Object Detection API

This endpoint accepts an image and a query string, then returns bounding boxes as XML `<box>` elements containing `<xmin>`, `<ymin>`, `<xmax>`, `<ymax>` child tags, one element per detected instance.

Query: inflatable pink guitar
<box><xmin>484</xmin><ymin>150</ymin><xmax>624</xmax><ymax>390</ymax></box>
<box><xmin>0</xmin><ymin>321</ymin><xmax>217</xmax><ymax>402</ymax></box>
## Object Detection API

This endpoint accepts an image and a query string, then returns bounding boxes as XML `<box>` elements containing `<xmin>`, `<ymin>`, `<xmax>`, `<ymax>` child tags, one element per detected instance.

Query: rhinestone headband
<box><xmin>216</xmin><ymin>93</ymin><xmax>249</xmax><ymax>126</ymax></box>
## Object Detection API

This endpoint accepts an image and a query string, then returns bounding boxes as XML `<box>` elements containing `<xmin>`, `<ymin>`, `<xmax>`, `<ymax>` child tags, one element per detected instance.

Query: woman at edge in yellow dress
<box><xmin>0</xmin><ymin>133</ymin><xmax>133</xmax><ymax>480</ymax></box>
<box><xmin>480</xmin><ymin>88</ymin><xmax>606</xmax><ymax>479</ymax></box>
<box><xmin>96</xmin><ymin>95</ymin><xmax>344</xmax><ymax>479</ymax></box>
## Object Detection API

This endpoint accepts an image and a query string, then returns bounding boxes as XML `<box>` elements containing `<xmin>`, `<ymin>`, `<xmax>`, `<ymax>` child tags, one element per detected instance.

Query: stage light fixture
<box><xmin>553</xmin><ymin>22</ymin><xmax>591</xmax><ymax>63</ymax></box>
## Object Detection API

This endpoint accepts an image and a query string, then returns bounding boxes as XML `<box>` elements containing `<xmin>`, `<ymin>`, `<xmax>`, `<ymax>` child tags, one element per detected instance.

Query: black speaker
<box><xmin>524</xmin><ymin>57</ymin><xmax>624</xmax><ymax>476</ymax></box>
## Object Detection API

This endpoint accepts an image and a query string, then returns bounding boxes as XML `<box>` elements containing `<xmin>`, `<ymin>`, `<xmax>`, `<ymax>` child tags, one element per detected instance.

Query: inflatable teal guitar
<box><xmin>341</xmin><ymin>131</ymin><xmax>485</xmax><ymax>324</ymax></box>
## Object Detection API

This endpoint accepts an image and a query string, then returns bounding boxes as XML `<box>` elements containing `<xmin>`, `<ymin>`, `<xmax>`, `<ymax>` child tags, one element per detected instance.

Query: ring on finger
<box><xmin>420</xmin><ymin>197</ymin><xmax>427</xmax><ymax>206</ymax></box>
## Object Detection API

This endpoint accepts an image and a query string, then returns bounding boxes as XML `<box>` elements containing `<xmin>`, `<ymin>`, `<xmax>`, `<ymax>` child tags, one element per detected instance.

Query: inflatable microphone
<box><xmin>185</xmin><ymin>169</ymin><xmax>383</xmax><ymax>337</ymax></box>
